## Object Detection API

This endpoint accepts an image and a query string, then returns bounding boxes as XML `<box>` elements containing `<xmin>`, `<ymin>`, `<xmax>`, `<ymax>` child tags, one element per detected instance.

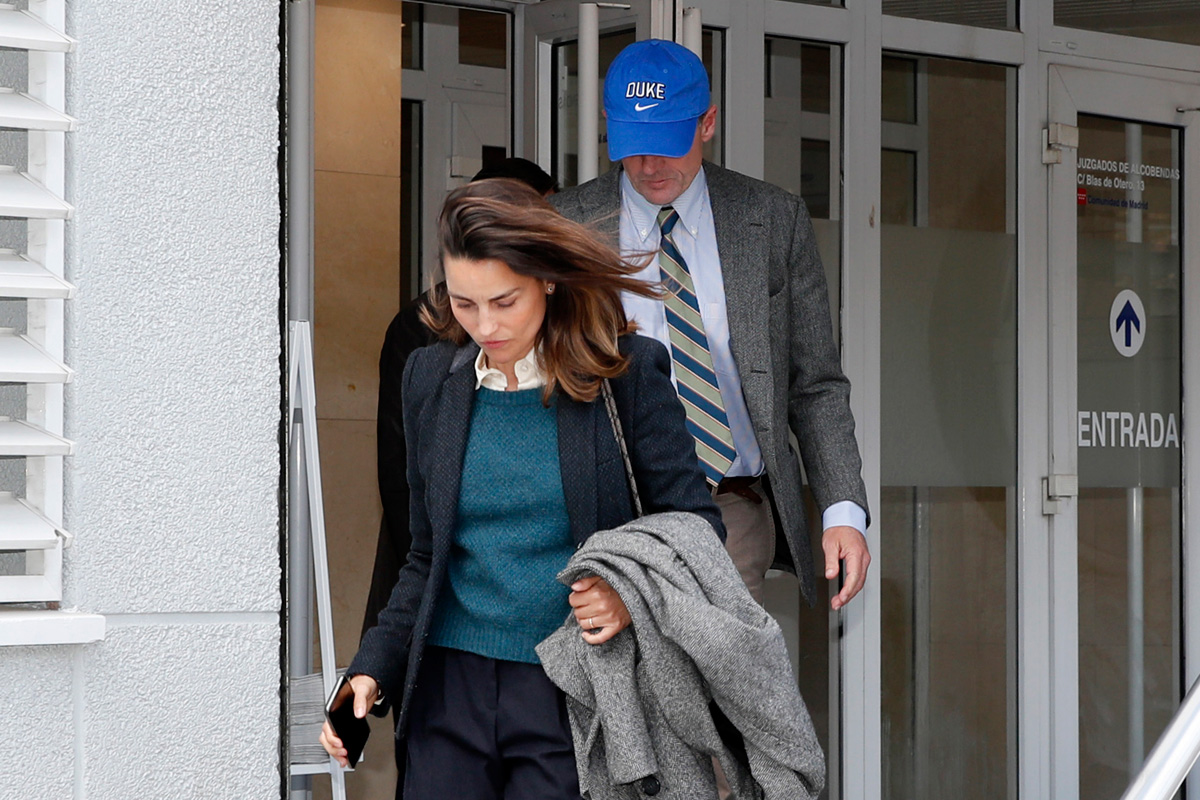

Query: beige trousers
<box><xmin>713</xmin><ymin>479</ymin><xmax>776</xmax><ymax>604</ymax></box>
<box><xmin>712</xmin><ymin>479</ymin><xmax>776</xmax><ymax>798</ymax></box>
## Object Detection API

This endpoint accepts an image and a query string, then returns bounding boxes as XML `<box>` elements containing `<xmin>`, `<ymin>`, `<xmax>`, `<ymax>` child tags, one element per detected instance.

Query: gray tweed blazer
<box><xmin>551</xmin><ymin>162</ymin><xmax>869</xmax><ymax>605</ymax></box>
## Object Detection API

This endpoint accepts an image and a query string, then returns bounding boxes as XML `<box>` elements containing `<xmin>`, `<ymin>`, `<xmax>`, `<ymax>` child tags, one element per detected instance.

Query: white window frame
<box><xmin>0</xmin><ymin>1</ymin><xmax>100</xmax><ymax>644</ymax></box>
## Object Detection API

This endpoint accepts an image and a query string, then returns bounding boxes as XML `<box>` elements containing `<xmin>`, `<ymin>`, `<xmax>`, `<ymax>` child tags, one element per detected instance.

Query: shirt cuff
<box><xmin>822</xmin><ymin>500</ymin><xmax>866</xmax><ymax>535</ymax></box>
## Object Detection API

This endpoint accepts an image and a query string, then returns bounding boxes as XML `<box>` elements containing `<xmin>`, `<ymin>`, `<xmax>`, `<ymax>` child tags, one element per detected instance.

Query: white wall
<box><xmin>1</xmin><ymin>2</ymin><xmax>283</xmax><ymax>798</ymax></box>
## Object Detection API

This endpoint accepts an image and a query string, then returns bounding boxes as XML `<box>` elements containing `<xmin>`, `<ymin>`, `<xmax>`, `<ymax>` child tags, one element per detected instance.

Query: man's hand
<box><xmin>822</xmin><ymin>525</ymin><xmax>870</xmax><ymax>610</ymax></box>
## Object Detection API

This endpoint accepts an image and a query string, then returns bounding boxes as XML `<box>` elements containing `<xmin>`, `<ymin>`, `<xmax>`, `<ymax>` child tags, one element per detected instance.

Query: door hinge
<box><xmin>1042</xmin><ymin>123</ymin><xmax>1079</xmax><ymax>165</ymax></box>
<box><xmin>1043</xmin><ymin>474</ymin><xmax>1079</xmax><ymax>515</ymax></box>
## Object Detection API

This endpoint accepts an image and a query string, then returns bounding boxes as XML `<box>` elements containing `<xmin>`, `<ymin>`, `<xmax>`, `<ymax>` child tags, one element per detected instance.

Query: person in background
<box><xmin>551</xmin><ymin>39</ymin><xmax>871</xmax><ymax>612</ymax></box>
<box><xmin>330</xmin><ymin>178</ymin><xmax>723</xmax><ymax>799</ymax></box>
<box><xmin>360</xmin><ymin>159</ymin><xmax>559</xmax><ymax>796</ymax></box>
<box><xmin>471</xmin><ymin>156</ymin><xmax>560</xmax><ymax>195</ymax></box>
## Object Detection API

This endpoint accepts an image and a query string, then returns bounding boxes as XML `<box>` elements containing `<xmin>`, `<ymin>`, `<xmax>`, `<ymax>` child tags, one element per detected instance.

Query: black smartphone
<box><xmin>324</xmin><ymin>674</ymin><xmax>371</xmax><ymax>768</ymax></box>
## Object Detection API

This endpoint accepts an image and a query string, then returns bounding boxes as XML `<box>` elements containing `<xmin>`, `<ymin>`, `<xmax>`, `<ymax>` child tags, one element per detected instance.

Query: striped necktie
<box><xmin>657</xmin><ymin>206</ymin><xmax>737</xmax><ymax>484</ymax></box>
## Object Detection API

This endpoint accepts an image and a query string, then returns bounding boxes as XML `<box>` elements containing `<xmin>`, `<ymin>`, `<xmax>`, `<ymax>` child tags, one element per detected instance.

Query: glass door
<box><xmin>400</xmin><ymin>2</ymin><xmax>511</xmax><ymax>296</ymax></box>
<box><xmin>1046</xmin><ymin>65</ymin><xmax>1200</xmax><ymax>800</ymax></box>
<box><xmin>877</xmin><ymin>54</ymin><xmax>1018</xmax><ymax>800</ymax></box>
<box><xmin>519</xmin><ymin>0</ymin><xmax>657</xmax><ymax>187</ymax></box>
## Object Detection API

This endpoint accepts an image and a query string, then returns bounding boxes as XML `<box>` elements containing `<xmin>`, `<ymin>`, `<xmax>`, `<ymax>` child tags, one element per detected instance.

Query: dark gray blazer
<box><xmin>551</xmin><ymin>162</ymin><xmax>869</xmax><ymax>605</ymax></box>
<box><xmin>349</xmin><ymin>334</ymin><xmax>724</xmax><ymax>736</ymax></box>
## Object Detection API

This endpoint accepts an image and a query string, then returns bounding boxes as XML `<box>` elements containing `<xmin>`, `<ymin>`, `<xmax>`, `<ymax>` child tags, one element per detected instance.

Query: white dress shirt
<box><xmin>617</xmin><ymin>170</ymin><xmax>866</xmax><ymax>535</ymax></box>
<box><xmin>474</xmin><ymin>347</ymin><xmax>546</xmax><ymax>391</ymax></box>
<box><xmin>619</xmin><ymin>170</ymin><xmax>764</xmax><ymax>479</ymax></box>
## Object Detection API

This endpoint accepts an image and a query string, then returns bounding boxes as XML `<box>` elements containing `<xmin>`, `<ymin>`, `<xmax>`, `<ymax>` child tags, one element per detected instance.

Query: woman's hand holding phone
<box><xmin>319</xmin><ymin>673</ymin><xmax>380</xmax><ymax>768</ymax></box>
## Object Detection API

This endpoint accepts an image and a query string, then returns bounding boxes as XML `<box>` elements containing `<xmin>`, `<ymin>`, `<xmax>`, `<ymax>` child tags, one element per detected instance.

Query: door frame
<box><xmin>400</xmin><ymin>3</ymin><xmax>512</xmax><ymax>296</ymax></box>
<box><xmin>1045</xmin><ymin>62</ymin><xmax>1200</xmax><ymax>800</ymax></box>
<box><xmin>283</xmin><ymin>4</ymin><xmax>1200</xmax><ymax>796</ymax></box>
<box><xmin>514</xmin><ymin>3</ymin><xmax>886</xmax><ymax>797</ymax></box>
<box><xmin>517</xmin><ymin>0</ymin><xmax>658</xmax><ymax>175</ymax></box>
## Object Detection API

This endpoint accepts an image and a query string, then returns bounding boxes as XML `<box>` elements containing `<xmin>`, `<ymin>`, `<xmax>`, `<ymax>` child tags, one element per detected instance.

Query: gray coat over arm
<box><xmin>536</xmin><ymin>511</ymin><xmax>824</xmax><ymax>800</ymax></box>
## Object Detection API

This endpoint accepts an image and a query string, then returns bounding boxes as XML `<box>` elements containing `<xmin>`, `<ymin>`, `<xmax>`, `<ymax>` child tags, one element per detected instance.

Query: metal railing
<box><xmin>1121</xmin><ymin>675</ymin><xmax>1200</xmax><ymax>800</ymax></box>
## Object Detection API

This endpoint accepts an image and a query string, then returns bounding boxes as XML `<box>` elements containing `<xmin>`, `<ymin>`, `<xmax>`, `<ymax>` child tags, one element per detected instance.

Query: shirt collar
<box><xmin>620</xmin><ymin>166</ymin><xmax>709</xmax><ymax>245</ymax></box>
<box><xmin>473</xmin><ymin>345</ymin><xmax>546</xmax><ymax>391</ymax></box>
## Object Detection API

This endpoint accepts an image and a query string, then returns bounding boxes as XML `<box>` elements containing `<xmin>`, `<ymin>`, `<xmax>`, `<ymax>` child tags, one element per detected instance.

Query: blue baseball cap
<box><xmin>603</xmin><ymin>39</ymin><xmax>711</xmax><ymax>161</ymax></box>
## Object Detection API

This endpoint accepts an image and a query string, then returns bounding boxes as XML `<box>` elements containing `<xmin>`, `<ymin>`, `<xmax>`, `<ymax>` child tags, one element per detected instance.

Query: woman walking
<box><xmin>320</xmin><ymin>178</ymin><xmax>723</xmax><ymax>799</ymax></box>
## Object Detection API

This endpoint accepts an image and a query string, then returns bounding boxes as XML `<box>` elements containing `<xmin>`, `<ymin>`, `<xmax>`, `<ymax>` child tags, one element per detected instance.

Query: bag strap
<box><xmin>600</xmin><ymin>378</ymin><xmax>643</xmax><ymax>518</ymax></box>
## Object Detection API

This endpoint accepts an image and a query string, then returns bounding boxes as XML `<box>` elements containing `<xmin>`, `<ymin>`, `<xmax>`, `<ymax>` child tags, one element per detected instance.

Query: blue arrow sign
<box><xmin>1115</xmin><ymin>300</ymin><xmax>1141</xmax><ymax>348</ymax></box>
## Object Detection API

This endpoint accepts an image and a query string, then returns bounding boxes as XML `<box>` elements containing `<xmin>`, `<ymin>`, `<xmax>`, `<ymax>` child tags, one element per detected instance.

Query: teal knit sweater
<box><xmin>427</xmin><ymin>387</ymin><xmax>575</xmax><ymax>664</ymax></box>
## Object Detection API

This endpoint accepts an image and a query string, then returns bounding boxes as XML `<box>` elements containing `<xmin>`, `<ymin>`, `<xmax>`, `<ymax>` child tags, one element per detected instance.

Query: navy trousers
<box><xmin>404</xmin><ymin>646</ymin><xmax>583</xmax><ymax>800</ymax></box>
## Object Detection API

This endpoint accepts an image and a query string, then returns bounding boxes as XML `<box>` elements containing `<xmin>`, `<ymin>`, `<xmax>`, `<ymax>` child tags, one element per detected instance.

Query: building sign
<box><xmin>1075</xmin><ymin>118</ymin><xmax>1180</xmax><ymax>489</ymax></box>
<box><xmin>1109</xmin><ymin>289</ymin><xmax>1145</xmax><ymax>357</ymax></box>
<box><xmin>1075</xmin><ymin>159</ymin><xmax>1177</xmax><ymax>209</ymax></box>
<box><xmin>1077</xmin><ymin>157</ymin><xmax>1180</xmax><ymax>183</ymax></box>
<box><xmin>1078</xmin><ymin>410</ymin><xmax>1178</xmax><ymax>449</ymax></box>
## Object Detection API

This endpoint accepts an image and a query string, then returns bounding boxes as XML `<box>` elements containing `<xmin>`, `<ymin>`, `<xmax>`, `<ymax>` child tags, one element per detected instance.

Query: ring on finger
<box><xmin>587</xmin><ymin>616</ymin><xmax>594</xmax><ymax>629</ymax></box>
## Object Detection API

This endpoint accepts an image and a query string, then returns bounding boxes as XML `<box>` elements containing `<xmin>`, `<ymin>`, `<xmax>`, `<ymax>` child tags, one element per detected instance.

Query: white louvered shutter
<box><xmin>0</xmin><ymin>1</ymin><xmax>75</xmax><ymax>603</ymax></box>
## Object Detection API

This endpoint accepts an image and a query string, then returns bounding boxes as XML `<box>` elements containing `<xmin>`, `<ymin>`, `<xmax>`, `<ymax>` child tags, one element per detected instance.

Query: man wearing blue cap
<box><xmin>552</xmin><ymin>39</ymin><xmax>870</xmax><ymax>611</ymax></box>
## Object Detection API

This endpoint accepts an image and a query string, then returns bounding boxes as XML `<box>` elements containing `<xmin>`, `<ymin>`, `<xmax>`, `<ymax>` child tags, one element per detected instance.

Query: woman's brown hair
<box><xmin>424</xmin><ymin>178</ymin><xmax>657</xmax><ymax>404</ymax></box>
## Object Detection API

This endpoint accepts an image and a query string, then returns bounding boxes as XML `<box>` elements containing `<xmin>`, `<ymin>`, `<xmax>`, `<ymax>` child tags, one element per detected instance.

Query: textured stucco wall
<box><xmin>0</xmin><ymin>647</ymin><xmax>75</xmax><ymax>800</ymax></box>
<box><xmin>83</xmin><ymin>623</ymin><xmax>280</xmax><ymax>798</ymax></box>
<box><xmin>63</xmin><ymin>0</ymin><xmax>281</xmax><ymax>613</ymax></box>
<box><xmin>2</xmin><ymin>1</ymin><xmax>283</xmax><ymax>798</ymax></box>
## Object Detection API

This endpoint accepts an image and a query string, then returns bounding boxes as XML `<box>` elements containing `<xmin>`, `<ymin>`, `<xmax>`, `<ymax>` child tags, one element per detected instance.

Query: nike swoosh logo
<box><xmin>634</xmin><ymin>102</ymin><xmax>660</xmax><ymax>112</ymax></box>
